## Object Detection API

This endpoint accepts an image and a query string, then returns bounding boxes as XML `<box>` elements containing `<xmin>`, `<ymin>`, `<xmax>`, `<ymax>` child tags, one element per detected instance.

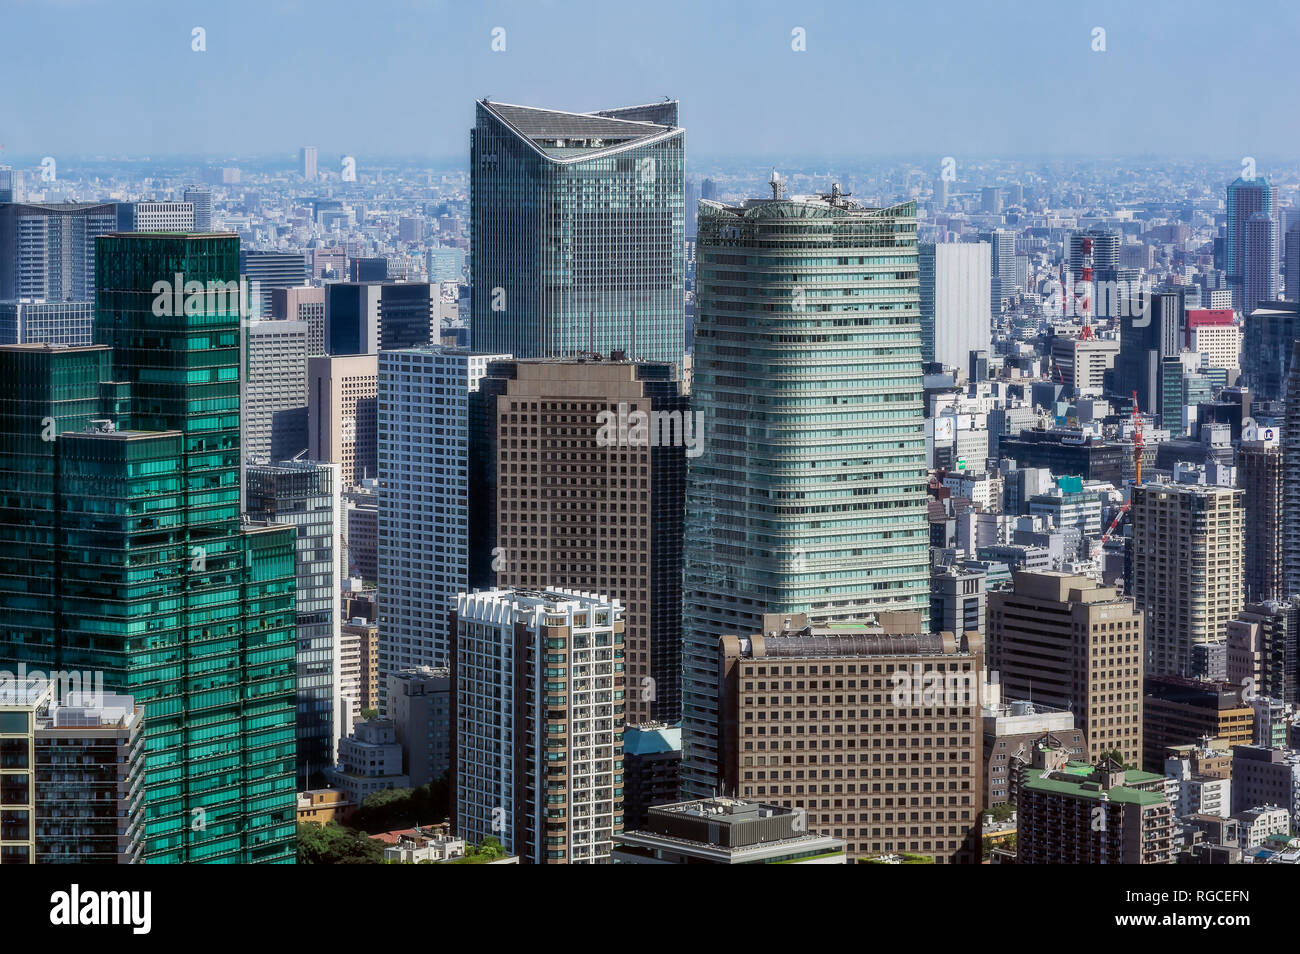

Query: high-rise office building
<box><xmin>1116</xmin><ymin>288</ymin><xmax>1183</xmax><ymax>416</ymax></box>
<box><xmin>1226</xmin><ymin>176</ymin><xmax>1276</xmax><ymax>312</ymax></box>
<box><xmin>1238</xmin><ymin>429</ymin><xmax>1283</xmax><ymax>603</ymax></box>
<box><xmin>451</xmin><ymin>587</ymin><xmax>625</xmax><ymax>864</ymax></box>
<box><xmin>1242</xmin><ymin>300</ymin><xmax>1300</xmax><ymax>402</ymax></box>
<box><xmin>0</xmin><ymin>202</ymin><xmax>117</xmax><ymax>300</ymax></box>
<box><xmin>685</xmin><ymin>177</ymin><xmax>700</xmax><ymax>239</ymax></box>
<box><xmin>918</xmin><ymin>241</ymin><xmax>992</xmax><ymax>370</ymax></box>
<box><xmin>980</xmin><ymin>228</ymin><xmax>1017</xmax><ymax>308</ymax></box>
<box><xmin>980</xmin><ymin>186</ymin><xmax>1002</xmax><ymax>215</ymax></box>
<box><xmin>0</xmin><ymin>167</ymin><xmax>24</xmax><ymax>203</ymax></box>
<box><xmin>307</xmin><ymin>354</ymin><xmax>378</xmax><ymax>488</ymax></box>
<box><xmin>1050</xmin><ymin>335</ymin><xmax>1119</xmax><ymax>393</ymax></box>
<box><xmin>1242</xmin><ymin>211</ymin><xmax>1279</xmax><ymax>314</ymax></box>
<box><xmin>0</xmin><ymin>299</ymin><xmax>95</xmax><ymax>346</ymax></box>
<box><xmin>241</xmin><ymin>249</ymin><xmax>307</xmax><ymax>319</ymax></box>
<box><xmin>183</xmin><ymin>186</ymin><xmax>213</xmax><ymax>231</ymax></box>
<box><xmin>377</xmin><ymin>349</ymin><xmax>508</xmax><ymax>693</ymax></box>
<box><xmin>350</xmin><ymin>258</ymin><xmax>388</xmax><ymax>283</ymax></box>
<box><xmin>681</xmin><ymin>186</ymin><xmax>930</xmax><ymax>797</ymax></box>
<box><xmin>426</xmin><ymin>246</ymin><xmax>464</xmax><ymax>283</ymax></box>
<box><xmin>325</xmin><ymin>282</ymin><xmax>381</xmax><ymax>355</ymax></box>
<box><xmin>0</xmin><ymin>681</ymin><xmax>145</xmax><ymax>864</ymax></box>
<box><xmin>0</xmin><ymin>232</ymin><xmax>299</xmax><ymax>863</ymax></box>
<box><xmin>378</xmin><ymin>282</ymin><xmax>436</xmax><ymax>350</ymax></box>
<box><xmin>470</xmin><ymin>100</ymin><xmax>685</xmax><ymax>371</ymax></box>
<box><xmin>124</xmin><ymin>202</ymin><xmax>195</xmax><ymax>232</ymax></box>
<box><xmin>244</xmin><ymin>319</ymin><xmax>309</xmax><ymax>463</ymax></box>
<box><xmin>270</xmin><ymin>284</ymin><xmax>326</xmax><ymax>355</ymax></box>
<box><xmin>989</xmin><ymin>571</ymin><xmax>1144</xmax><ymax>768</ymax></box>
<box><xmin>246</xmin><ymin>461</ymin><xmax>343</xmax><ymax>788</ymax></box>
<box><xmin>716</xmin><ymin>612</ymin><xmax>984</xmax><ymax>863</ymax></box>
<box><xmin>470</xmin><ymin>357</ymin><xmax>687</xmax><ymax>724</ymax></box>
<box><xmin>300</xmin><ymin>146</ymin><xmax>318</xmax><ymax>181</ymax></box>
<box><xmin>1284</xmin><ymin>339</ymin><xmax>1300</xmax><ymax>599</ymax></box>
<box><xmin>1132</xmin><ymin>482</ymin><xmax>1244</xmax><ymax>678</ymax></box>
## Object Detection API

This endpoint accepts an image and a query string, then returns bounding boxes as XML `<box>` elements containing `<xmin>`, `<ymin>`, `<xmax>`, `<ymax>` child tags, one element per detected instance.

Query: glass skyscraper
<box><xmin>0</xmin><ymin>233</ymin><xmax>298</xmax><ymax>863</ymax></box>
<box><xmin>246</xmin><ymin>461</ymin><xmax>341</xmax><ymax>789</ymax></box>
<box><xmin>1226</xmin><ymin>176</ymin><xmax>1276</xmax><ymax>313</ymax></box>
<box><xmin>470</xmin><ymin>100</ymin><xmax>685</xmax><ymax>372</ymax></box>
<box><xmin>680</xmin><ymin>186</ymin><xmax>932</xmax><ymax>797</ymax></box>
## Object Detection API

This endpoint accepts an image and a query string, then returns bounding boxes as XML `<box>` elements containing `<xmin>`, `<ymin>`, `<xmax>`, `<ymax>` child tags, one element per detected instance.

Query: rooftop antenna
<box><xmin>769</xmin><ymin>168</ymin><xmax>785</xmax><ymax>200</ymax></box>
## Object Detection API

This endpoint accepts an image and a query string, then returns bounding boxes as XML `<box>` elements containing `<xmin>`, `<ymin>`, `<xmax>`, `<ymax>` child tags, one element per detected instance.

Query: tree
<box><xmin>297</xmin><ymin>821</ymin><xmax>384</xmax><ymax>864</ymax></box>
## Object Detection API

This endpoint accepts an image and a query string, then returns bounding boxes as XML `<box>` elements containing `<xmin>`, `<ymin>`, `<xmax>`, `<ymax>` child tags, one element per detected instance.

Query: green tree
<box><xmin>297</xmin><ymin>821</ymin><xmax>384</xmax><ymax>864</ymax></box>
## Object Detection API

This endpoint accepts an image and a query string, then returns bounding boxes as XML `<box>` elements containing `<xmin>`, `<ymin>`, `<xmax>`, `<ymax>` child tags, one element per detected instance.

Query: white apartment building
<box><xmin>454</xmin><ymin>588</ymin><xmax>624</xmax><ymax>864</ymax></box>
<box><xmin>376</xmin><ymin>348</ymin><xmax>508</xmax><ymax>702</ymax></box>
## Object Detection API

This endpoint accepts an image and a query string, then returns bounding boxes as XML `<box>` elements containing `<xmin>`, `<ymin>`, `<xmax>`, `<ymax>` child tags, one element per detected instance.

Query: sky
<box><xmin>0</xmin><ymin>0</ymin><xmax>1296</xmax><ymax>162</ymax></box>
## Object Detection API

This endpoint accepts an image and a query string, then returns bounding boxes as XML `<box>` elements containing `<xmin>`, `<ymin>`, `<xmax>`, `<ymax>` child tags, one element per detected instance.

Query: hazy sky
<box><xmin>0</xmin><ymin>0</ymin><xmax>1295</xmax><ymax>161</ymax></box>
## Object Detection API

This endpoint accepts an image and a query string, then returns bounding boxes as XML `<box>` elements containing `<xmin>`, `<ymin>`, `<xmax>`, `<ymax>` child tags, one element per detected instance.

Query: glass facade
<box><xmin>680</xmin><ymin>195</ymin><xmax>932</xmax><ymax>796</ymax></box>
<box><xmin>246</xmin><ymin>462</ymin><xmax>340</xmax><ymax>788</ymax></box>
<box><xmin>0</xmin><ymin>233</ymin><xmax>298</xmax><ymax>863</ymax></box>
<box><xmin>470</xmin><ymin>101</ymin><xmax>685</xmax><ymax>373</ymax></box>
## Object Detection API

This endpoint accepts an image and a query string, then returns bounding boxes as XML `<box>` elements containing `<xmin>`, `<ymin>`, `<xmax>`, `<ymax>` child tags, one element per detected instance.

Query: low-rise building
<box><xmin>613</xmin><ymin>798</ymin><xmax>846</xmax><ymax>864</ymax></box>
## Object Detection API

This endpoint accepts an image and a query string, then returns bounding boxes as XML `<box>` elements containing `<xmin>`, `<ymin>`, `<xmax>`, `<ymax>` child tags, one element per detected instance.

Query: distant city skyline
<box><xmin>2</xmin><ymin>0</ymin><xmax>1299</xmax><ymax>158</ymax></box>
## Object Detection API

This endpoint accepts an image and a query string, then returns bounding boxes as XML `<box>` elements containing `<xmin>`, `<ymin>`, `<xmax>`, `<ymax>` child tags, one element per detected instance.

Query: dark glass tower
<box><xmin>470</xmin><ymin>100</ymin><xmax>685</xmax><ymax>372</ymax></box>
<box><xmin>0</xmin><ymin>233</ymin><xmax>298</xmax><ymax>863</ymax></box>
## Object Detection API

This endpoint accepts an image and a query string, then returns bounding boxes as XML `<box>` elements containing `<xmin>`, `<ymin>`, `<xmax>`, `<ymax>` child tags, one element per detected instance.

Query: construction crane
<box><xmin>1090</xmin><ymin>393</ymin><xmax>1144</xmax><ymax>562</ymax></box>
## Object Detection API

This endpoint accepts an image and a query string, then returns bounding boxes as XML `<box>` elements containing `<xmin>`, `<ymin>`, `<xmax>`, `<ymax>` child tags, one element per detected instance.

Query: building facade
<box><xmin>682</xmin><ymin>188</ymin><xmax>931</xmax><ymax>797</ymax></box>
<box><xmin>470</xmin><ymin>100</ymin><xmax>685</xmax><ymax>371</ymax></box>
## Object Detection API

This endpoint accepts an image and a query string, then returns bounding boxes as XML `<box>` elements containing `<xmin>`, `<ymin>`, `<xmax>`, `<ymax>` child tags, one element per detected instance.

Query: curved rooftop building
<box><xmin>470</xmin><ymin>99</ymin><xmax>685</xmax><ymax>372</ymax></box>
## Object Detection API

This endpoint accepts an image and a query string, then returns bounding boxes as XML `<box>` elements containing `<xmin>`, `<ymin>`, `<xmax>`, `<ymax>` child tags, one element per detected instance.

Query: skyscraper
<box><xmin>240</xmin><ymin>249</ymin><xmax>307</xmax><ymax>319</ymax></box>
<box><xmin>470</xmin><ymin>357</ymin><xmax>687</xmax><ymax>724</ymax></box>
<box><xmin>0</xmin><ymin>232</ymin><xmax>299</xmax><ymax>863</ymax></box>
<box><xmin>680</xmin><ymin>184</ymin><xmax>930</xmax><ymax>797</ymax></box>
<box><xmin>470</xmin><ymin>100</ymin><xmax>685</xmax><ymax>371</ymax></box>
<box><xmin>307</xmin><ymin>354</ymin><xmax>378</xmax><ymax>488</ymax></box>
<box><xmin>377</xmin><ymin>282</ymin><xmax>436</xmax><ymax>350</ymax></box>
<box><xmin>980</xmin><ymin>228</ymin><xmax>1016</xmax><ymax>309</ymax></box>
<box><xmin>376</xmin><ymin>348</ymin><xmax>508</xmax><ymax>698</ymax></box>
<box><xmin>1284</xmin><ymin>339</ymin><xmax>1300</xmax><ymax>599</ymax></box>
<box><xmin>451</xmin><ymin>587</ymin><xmax>624</xmax><ymax>863</ymax></box>
<box><xmin>244</xmin><ymin>319</ymin><xmax>309</xmax><ymax>463</ymax></box>
<box><xmin>300</xmin><ymin>146</ymin><xmax>318</xmax><ymax>181</ymax></box>
<box><xmin>1242</xmin><ymin>211</ymin><xmax>1279</xmax><ymax>314</ymax></box>
<box><xmin>918</xmin><ymin>241</ymin><xmax>992</xmax><ymax>370</ymax></box>
<box><xmin>1116</xmin><ymin>288</ymin><xmax>1183</xmax><ymax>416</ymax></box>
<box><xmin>246</xmin><ymin>461</ymin><xmax>342</xmax><ymax>788</ymax></box>
<box><xmin>0</xmin><ymin>167</ymin><xmax>24</xmax><ymax>203</ymax></box>
<box><xmin>270</xmin><ymin>284</ymin><xmax>326</xmax><ymax>355</ymax></box>
<box><xmin>989</xmin><ymin>571</ymin><xmax>1144</xmax><ymax>768</ymax></box>
<box><xmin>324</xmin><ymin>282</ymin><xmax>381</xmax><ymax>355</ymax></box>
<box><xmin>183</xmin><ymin>186</ymin><xmax>213</xmax><ymax>231</ymax></box>
<box><xmin>1238</xmin><ymin>427</ymin><xmax>1283</xmax><ymax>604</ymax></box>
<box><xmin>1226</xmin><ymin>176</ymin><xmax>1276</xmax><ymax>312</ymax></box>
<box><xmin>1132</xmin><ymin>481</ymin><xmax>1244</xmax><ymax>678</ymax></box>
<box><xmin>0</xmin><ymin>202</ymin><xmax>117</xmax><ymax>300</ymax></box>
<box><xmin>716</xmin><ymin>612</ymin><xmax>984</xmax><ymax>863</ymax></box>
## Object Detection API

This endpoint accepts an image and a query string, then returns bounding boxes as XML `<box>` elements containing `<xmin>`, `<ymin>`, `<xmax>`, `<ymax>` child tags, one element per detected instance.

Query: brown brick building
<box><xmin>716</xmin><ymin>612</ymin><xmax>983</xmax><ymax>864</ymax></box>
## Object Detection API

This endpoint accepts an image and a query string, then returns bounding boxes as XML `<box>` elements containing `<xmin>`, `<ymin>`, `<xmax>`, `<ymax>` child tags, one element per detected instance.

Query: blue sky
<box><xmin>0</xmin><ymin>0</ymin><xmax>1294</xmax><ymax>160</ymax></box>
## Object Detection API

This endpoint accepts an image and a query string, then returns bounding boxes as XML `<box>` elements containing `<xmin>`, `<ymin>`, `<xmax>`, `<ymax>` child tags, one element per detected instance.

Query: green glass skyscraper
<box><xmin>0</xmin><ymin>233</ymin><xmax>298</xmax><ymax>863</ymax></box>
<box><xmin>680</xmin><ymin>183</ymin><xmax>931</xmax><ymax>797</ymax></box>
<box><xmin>470</xmin><ymin>100</ymin><xmax>685</xmax><ymax>372</ymax></box>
